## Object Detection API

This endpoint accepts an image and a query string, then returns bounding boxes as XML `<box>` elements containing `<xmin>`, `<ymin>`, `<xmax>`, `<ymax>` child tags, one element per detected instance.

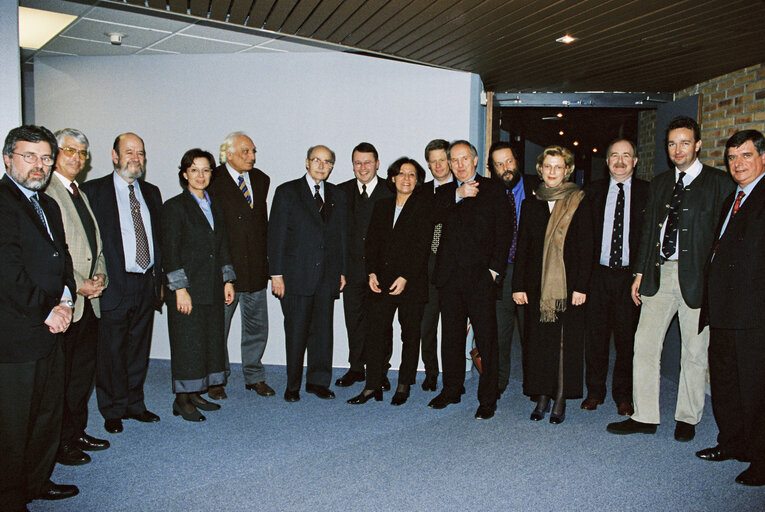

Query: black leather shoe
<box><xmin>606</xmin><ymin>418</ymin><xmax>657</xmax><ymax>435</ymax></box>
<box><xmin>391</xmin><ymin>389</ymin><xmax>410</xmax><ymax>406</ymax></box>
<box><xmin>674</xmin><ymin>421</ymin><xmax>695</xmax><ymax>442</ymax></box>
<box><xmin>421</xmin><ymin>374</ymin><xmax>438</xmax><ymax>392</ymax></box>
<box><xmin>284</xmin><ymin>390</ymin><xmax>300</xmax><ymax>402</ymax></box>
<box><xmin>475</xmin><ymin>404</ymin><xmax>496</xmax><ymax>420</ymax></box>
<box><xmin>382</xmin><ymin>377</ymin><xmax>391</xmax><ymax>391</ymax></box>
<box><xmin>306</xmin><ymin>384</ymin><xmax>335</xmax><ymax>399</ymax></box>
<box><xmin>56</xmin><ymin>443</ymin><xmax>91</xmax><ymax>466</ymax></box>
<box><xmin>75</xmin><ymin>433</ymin><xmax>110</xmax><ymax>451</ymax></box>
<box><xmin>124</xmin><ymin>410</ymin><xmax>160</xmax><ymax>423</ymax></box>
<box><xmin>36</xmin><ymin>481</ymin><xmax>79</xmax><ymax>501</ymax></box>
<box><xmin>695</xmin><ymin>445</ymin><xmax>749</xmax><ymax>462</ymax></box>
<box><xmin>735</xmin><ymin>464</ymin><xmax>765</xmax><ymax>486</ymax></box>
<box><xmin>189</xmin><ymin>394</ymin><xmax>221</xmax><ymax>411</ymax></box>
<box><xmin>104</xmin><ymin>418</ymin><xmax>123</xmax><ymax>434</ymax></box>
<box><xmin>428</xmin><ymin>392</ymin><xmax>460</xmax><ymax>409</ymax></box>
<box><xmin>530</xmin><ymin>398</ymin><xmax>551</xmax><ymax>421</ymax></box>
<box><xmin>348</xmin><ymin>388</ymin><xmax>383</xmax><ymax>404</ymax></box>
<box><xmin>335</xmin><ymin>370</ymin><xmax>365</xmax><ymax>387</ymax></box>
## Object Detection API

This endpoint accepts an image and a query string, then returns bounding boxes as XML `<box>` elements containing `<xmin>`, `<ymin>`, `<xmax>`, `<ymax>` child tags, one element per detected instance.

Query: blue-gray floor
<box><xmin>36</xmin><ymin>352</ymin><xmax>762</xmax><ymax>511</ymax></box>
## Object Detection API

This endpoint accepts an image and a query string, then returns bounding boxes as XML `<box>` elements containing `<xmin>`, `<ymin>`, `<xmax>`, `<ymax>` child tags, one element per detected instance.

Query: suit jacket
<box><xmin>585</xmin><ymin>177</ymin><xmax>649</xmax><ymax>268</ymax></box>
<box><xmin>705</xmin><ymin>178</ymin><xmax>765</xmax><ymax>330</ymax></box>
<box><xmin>268</xmin><ymin>177</ymin><xmax>347</xmax><ymax>297</ymax></box>
<box><xmin>365</xmin><ymin>194</ymin><xmax>431</xmax><ymax>304</ymax></box>
<box><xmin>339</xmin><ymin>178</ymin><xmax>394</xmax><ymax>283</ymax></box>
<box><xmin>0</xmin><ymin>174</ymin><xmax>75</xmax><ymax>363</ymax></box>
<box><xmin>634</xmin><ymin>164</ymin><xmax>733</xmax><ymax>309</ymax></box>
<box><xmin>208</xmin><ymin>164</ymin><xmax>269</xmax><ymax>292</ymax></box>
<box><xmin>45</xmin><ymin>175</ymin><xmax>107</xmax><ymax>321</ymax></box>
<box><xmin>81</xmin><ymin>173</ymin><xmax>163</xmax><ymax>312</ymax></box>
<box><xmin>432</xmin><ymin>174</ymin><xmax>513</xmax><ymax>288</ymax></box>
<box><xmin>160</xmin><ymin>190</ymin><xmax>234</xmax><ymax>305</ymax></box>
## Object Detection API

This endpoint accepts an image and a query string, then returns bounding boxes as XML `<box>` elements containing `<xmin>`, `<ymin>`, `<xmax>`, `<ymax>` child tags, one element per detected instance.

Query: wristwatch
<box><xmin>60</xmin><ymin>298</ymin><xmax>74</xmax><ymax>309</ymax></box>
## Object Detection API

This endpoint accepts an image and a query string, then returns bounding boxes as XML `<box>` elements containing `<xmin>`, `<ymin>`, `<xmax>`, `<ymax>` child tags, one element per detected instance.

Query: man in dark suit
<box><xmin>429</xmin><ymin>140</ymin><xmax>512</xmax><ymax>419</ymax></box>
<box><xmin>207</xmin><ymin>132</ymin><xmax>273</xmax><ymax>399</ymax></box>
<box><xmin>696</xmin><ymin>129</ymin><xmax>765</xmax><ymax>487</ymax></box>
<box><xmin>582</xmin><ymin>139</ymin><xmax>648</xmax><ymax>416</ymax></box>
<box><xmin>488</xmin><ymin>141</ymin><xmax>538</xmax><ymax>399</ymax></box>
<box><xmin>607</xmin><ymin>116</ymin><xmax>733</xmax><ymax>441</ymax></box>
<box><xmin>268</xmin><ymin>145</ymin><xmax>346</xmax><ymax>402</ymax></box>
<box><xmin>336</xmin><ymin>142</ymin><xmax>393</xmax><ymax>389</ymax></box>
<box><xmin>0</xmin><ymin>125</ymin><xmax>78</xmax><ymax>509</ymax></box>
<box><xmin>81</xmin><ymin>132</ymin><xmax>163</xmax><ymax>434</ymax></box>
<box><xmin>419</xmin><ymin>139</ymin><xmax>453</xmax><ymax>392</ymax></box>
<box><xmin>48</xmin><ymin>128</ymin><xmax>110</xmax><ymax>466</ymax></box>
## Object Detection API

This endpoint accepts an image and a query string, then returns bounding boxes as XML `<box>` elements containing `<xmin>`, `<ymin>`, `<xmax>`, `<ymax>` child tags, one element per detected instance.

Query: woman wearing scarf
<box><xmin>512</xmin><ymin>146</ymin><xmax>592</xmax><ymax>424</ymax></box>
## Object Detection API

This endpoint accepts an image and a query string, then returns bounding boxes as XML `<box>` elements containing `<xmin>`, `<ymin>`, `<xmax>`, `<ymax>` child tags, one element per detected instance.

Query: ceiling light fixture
<box><xmin>592</xmin><ymin>148</ymin><xmax>598</xmax><ymax>153</ymax></box>
<box><xmin>555</xmin><ymin>34</ymin><xmax>577</xmax><ymax>44</ymax></box>
<box><xmin>18</xmin><ymin>6</ymin><xmax>77</xmax><ymax>50</ymax></box>
<box><xmin>559</xmin><ymin>130</ymin><xmax>564</xmax><ymax>136</ymax></box>
<box><xmin>573</xmin><ymin>141</ymin><xmax>579</xmax><ymax>146</ymax></box>
<box><xmin>556</xmin><ymin>112</ymin><xmax>563</xmax><ymax>118</ymax></box>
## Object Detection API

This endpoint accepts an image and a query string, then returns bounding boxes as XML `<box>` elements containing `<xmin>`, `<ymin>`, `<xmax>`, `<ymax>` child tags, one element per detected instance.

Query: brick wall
<box><xmin>636</xmin><ymin>110</ymin><xmax>657</xmax><ymax>180</ymax></box>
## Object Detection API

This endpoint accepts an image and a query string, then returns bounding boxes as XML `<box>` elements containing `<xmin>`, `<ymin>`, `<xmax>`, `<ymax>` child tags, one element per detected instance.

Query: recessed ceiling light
<box><xmin>559</xmin><ymin>130</ymin><xmax>564</xmax><ymax>136</ymax></box>
<box><xmin>573</xmin><ymin>141</ymin><xmax>579</xmax><ymax>146</ymax></box>
<box><xmin>18</xmin><ymin>6</ymin><xmax>77</xmax><ymax>50</ymax></box>
<box><xmin>592</xmin><ymin>148</ymin><xmax>598</xmax><ymax>153</ymax></box>
<box><xmin>556</xmin><ymin>34</ymin><xmax>577</xmax><ymax>44</ymax></box>
<box><xmin>556</xmin><ymin>112</ymin><xmax>563</xmax><ymax>118</ymax></box>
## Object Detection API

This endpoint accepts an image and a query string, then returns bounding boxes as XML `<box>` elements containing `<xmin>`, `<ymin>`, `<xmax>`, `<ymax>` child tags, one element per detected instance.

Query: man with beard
<box><xmin>488</xmin><ymin>141</ymin><xmax>537</xmax><ymax>398</ymax></box>
<box><xmin>582</xmin><ymin>139</ymin><xmax>648</xmax><ymax>416</ymax></box>
<box><xmin>0</xmin><ymin>125</ymin><xmax>78</xmax><ymax>509</ymax></box>
<box><xmin>81</xmin><ymin>133</ymin><xmax>163</xmax><ymax>434</ymax></box>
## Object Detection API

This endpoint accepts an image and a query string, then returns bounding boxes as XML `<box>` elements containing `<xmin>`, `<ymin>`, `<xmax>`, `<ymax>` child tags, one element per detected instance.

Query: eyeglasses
<box><xmin>310</xmin><ymin>157</ymin><xmax>334</xmax><ymax>167</ymax></box>
<box><xmin>59</xmin><ymin>146</ymin><xmax>89</xmax><ymax>159</ymax></box>
<box><xmin>13</xmin><ymin>152</ymin><xmax>54</xmax><ymax>166</ymax></box>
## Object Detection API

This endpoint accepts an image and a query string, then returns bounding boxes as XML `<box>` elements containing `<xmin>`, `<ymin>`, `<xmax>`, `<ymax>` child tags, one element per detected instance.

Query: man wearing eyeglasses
<box><xmin>268</xmin><ymin>145</ymin><xmax>347</xmax><ymax>402</ymax></box>
<box><xmin>208</xmin><ymin>132</ymin><xmax>273</xmax><ymax>400</ymax></box>
<box><xmin>0</xmin><ymin>125</ymin><xmax>78</xmax><ymax>508</ymax></box>
<box><xmin>45</xmin><ymin>128</ymin><xmax>110</xmax><ymax>466</ymax></box>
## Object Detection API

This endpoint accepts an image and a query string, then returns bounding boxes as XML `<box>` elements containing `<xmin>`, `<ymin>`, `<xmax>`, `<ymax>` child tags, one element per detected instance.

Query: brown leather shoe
<box><xmin>580</xmin><ymin>398</ymin><xmax>603</xmax><ymax>410</ymax></box>
<box><xmin>617</xmin><ymin>402</ymin><xmax>634</xmax><ymax>416</ymax></box>
<box><xmin>208</xmin><ymin>385</ymin><xmax>227</xmax><ymax>400</ymax></box>
<box><xmin>246</xmin><ymin>381</ymin><xmax>275</xmax><ymax>397</ymax></box>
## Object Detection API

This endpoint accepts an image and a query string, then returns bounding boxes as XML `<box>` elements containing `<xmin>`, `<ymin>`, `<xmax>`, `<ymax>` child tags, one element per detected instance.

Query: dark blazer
<box><xmin>268</xmin><ymin>177</ymin><xmax>347</xmax><ymax>297</ymax></box>
<box><xmin>365</xmin><ymin>194</ymin><xmax>432</xmax><ymax>304</ymax></box>
<box><xmin>208</xmin><ymin>164</ymin><xmax>269</xmax><ymax>292</ymax></box>
<box><xmin>585</xmin><ymin>176</ymin><xmax>649</xmax><ymax>267</ymax></box>
<box><xmin>705</xmin><ymin>178</ymin><xmax>765</xmax><ymax>330</ymax></box>
<box><xmin>633</xmin><ymin>164</ymin><xmax>733</xmax><ymax>309</ymax></box>
<box><xmin>160</xmin><ymin>190</ymin><xmax>233</xmax><ymax>305</ymax></box>
<box><xmin>81</xmin><ymin>173</ymin><xmax>163</xmax><ymax>311</ymax></box>
<box><xmin>339</xmin><ymin>178</ymin><xmax>394</xmax><ymax>283</ymax></box>
<box><xmin>0</xmin><ymin>174</ymin><xmax>75</xmax><ymax>362</ymax></box>
<box><xmin>432</xmin><ymin>174</ymin><xmax>513</xmax><ymax>288</ymax></box>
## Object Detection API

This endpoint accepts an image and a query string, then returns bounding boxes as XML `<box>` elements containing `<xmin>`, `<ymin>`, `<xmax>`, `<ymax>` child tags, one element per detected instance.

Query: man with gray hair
<box><xmin>47</xmin><ymin>128</ymin><xmax>110</xmax><ymax>465</ymax></box>
<box><xmin>208</xmin><ymin>132</ymin><xmax>273</xmax><ymax>399</ymax></box>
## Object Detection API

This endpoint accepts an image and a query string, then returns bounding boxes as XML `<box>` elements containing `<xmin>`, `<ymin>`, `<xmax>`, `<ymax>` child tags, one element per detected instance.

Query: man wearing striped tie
<box><xmin>208</xmin><ymin>132</ymin><xmax>274</xmax><ymax>400</ymax></box>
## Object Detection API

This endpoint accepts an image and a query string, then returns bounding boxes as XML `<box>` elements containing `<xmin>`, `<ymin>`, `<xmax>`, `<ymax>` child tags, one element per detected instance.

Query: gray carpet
<box><xmin>35</xmin><ymin>351</ymin><xmax>763</xmax><ymax>511</ymax></box>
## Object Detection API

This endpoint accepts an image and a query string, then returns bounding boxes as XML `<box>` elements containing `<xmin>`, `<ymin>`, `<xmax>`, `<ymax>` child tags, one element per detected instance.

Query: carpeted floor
<box><xmin>35</xmin><ymin>350</ymin><xmax>763</xmax><ymax>511</ymax></box>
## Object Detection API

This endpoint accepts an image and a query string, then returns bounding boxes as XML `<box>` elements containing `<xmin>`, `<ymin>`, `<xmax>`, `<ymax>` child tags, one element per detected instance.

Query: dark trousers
<box><xmin>96</xmin><ymin>272</ymin><xmax>155</xmax><ymax>420</ymax></box>
<box><xmin>439</xmin><ymin>271</ymin><xmax>498</xmax><ymax>407</ymax></box>
<box><xmin>0</xmin><ymin>340</ymin><xmax>64</xmax><ymax>510</ymax></box>
<box><xmin>709</xmin><ymin>327</ymin><xmax>765</xmax><ymax>465</ymax></box>
<box><xmin>366</xmin><ymin>297</ymin><xmax>425</xmax><ymax>389</ymax></box>
<box><xmin>282</xmin><ymin>275</ymin><xmax>335</xmax><ymax>392</ymax></box>
<box><xmin>61</xmin><ymin>299</ymin><xmax>98</xmax><ymax>443</ymax></box>
<box><xmin>585</xmin><ymin>265</ymin><xmax>638</xmax><ymax>403</ymax></box>
<box><xmin>496</xmin><ymin>260</ymin><xmax>524</xmax><ymax>392</ymax></box>
<box><xmin>342</xmin><ymin>280</ymin><xmax>369</xmax><ymax>372</ymax></box>
<box><xmin>419</xmin><ymin>253</ymin><xmax>440</xmax><ymax>376</ymax></box>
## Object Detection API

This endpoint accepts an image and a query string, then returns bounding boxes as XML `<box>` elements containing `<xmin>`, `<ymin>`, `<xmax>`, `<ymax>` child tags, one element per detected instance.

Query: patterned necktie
<box><xmin>609</xmin><ymin>182</ymin><xmax>625</xmax><ymax>268</ymax></box>
<box><xmin>30</xmin><ymin>194</ymin><xmax>51</xmax><ymax>239</ymax></box>
<box><xmin>361</xmin><ymin>183</ymin><xmax>368</xmax><ymax>200</ymax></box>
<box><xmin>238</xmin><ymin>175</ymin><xmax>253</xmax><ymax>208</ymax></box>
<box><xmin>661</xmin><ymin>171</ymin><xmax>685</xmax><ymax>259</ymax></box>
<box><xmin>431</xmin><ymin>223</ymin><xmax>442</xmax><ymax>254</ymax></box>
<box><xmin>129</xmin><ymin>184</ymin><xmax>151</xmax><ymax>270</ymax></box>
<box><xmin>314</xmin><ymin>184</ymin><xmax>324</xmax><ymax>212</ymax></box>
<box><xmin>731</xmin><ymin>190</ymin><xmax>746</xmax><ymax>218</ymax></box>
<box><xmin>507</xmin><ymin>189</ymin><xmax>518</xmax><ymax>263</ymax></box>
<box><xmin>70</xmin><ymin>181</ymin><xmax>81</xmax><ymax>198</ymax></box>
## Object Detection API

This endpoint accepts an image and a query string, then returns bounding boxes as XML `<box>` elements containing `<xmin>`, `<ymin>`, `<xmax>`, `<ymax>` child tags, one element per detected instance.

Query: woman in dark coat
<box><xmin>348</xmin><ymin>157</ymin><xmax>431</xmax><ymax>406</ymax></box>
<box><xmin>512</xmin><ymin>145</ymin><xmax>592</xmax><ymax>424</ymax></box>
<box><xmin>161</xmin><ymin>148</ymin><xmax>236</xmax><ymax>421</ymax></box>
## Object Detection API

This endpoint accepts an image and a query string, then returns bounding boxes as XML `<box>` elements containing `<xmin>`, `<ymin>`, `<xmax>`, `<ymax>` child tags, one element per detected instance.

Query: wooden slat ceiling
<box><xmin>114</xmin><ymin>0</ymin><xmax>765</xmax><ymax>93</ymax></box>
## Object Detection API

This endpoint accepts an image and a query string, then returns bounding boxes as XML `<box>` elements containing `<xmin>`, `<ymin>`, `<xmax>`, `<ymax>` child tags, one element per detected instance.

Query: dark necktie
<box><xmin>30</xmin><ymin>194</ymin><xmax>51</xmax><ymax>239</ymax></box>
<box><xmin>507</xmin><ymin>189</ymin><xmax>518</xmax><ymax>263</ymax></box>
<box><xmin>70</xmin><ymin>181</ymin><xmax>81</xmax><ymax>198</ymax></box>
<box><xmin>609</xmin><ymin>182</ymin><xmax>625</xmax><ymax>268</ymax></box>
<box><xmin>238</xmin><ymin>175</ymin><xmax>253</xmax><ymax>208</ymax></box>
<box><xmin>361</xmin><ymin>183</ymin><xmax>368</xmax><ymax>200</ymax></box>
<box><xmin>129</xmin><ymin>184</ymin><xmax>151</xmax><ymax>270</ymax></box>
<box><xmin>314</xmin><ymin>184</ymin><xmax>324</xmax><ymax>212</ymax></box>
<box><xmin>661</xmin><ymin>171</ymin><xmax>685</xmax><ymax>259</ymax></box>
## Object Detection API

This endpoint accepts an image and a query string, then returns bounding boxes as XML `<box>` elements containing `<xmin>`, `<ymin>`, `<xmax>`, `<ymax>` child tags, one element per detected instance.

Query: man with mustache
<box><xmin>582</xmin><ymin>139</ymin><xmax>648</xmax><ymax>416</ymax></box>
<box><xmin>487</xmin><ymin>141</ymin><xmax>537</xmax><ymax>399</ymax></box>
<box><xmin>81</xmin><ymin>133</ymin><xmax>163</xmax><ymax>434</ymax></box>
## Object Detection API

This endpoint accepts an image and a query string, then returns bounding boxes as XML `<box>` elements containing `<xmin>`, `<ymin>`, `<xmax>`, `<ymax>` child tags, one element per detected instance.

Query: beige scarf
<box><xmin>534</xmin><ymin>182</ymin><xmax>584</xmax><ymax>322</ymax></box>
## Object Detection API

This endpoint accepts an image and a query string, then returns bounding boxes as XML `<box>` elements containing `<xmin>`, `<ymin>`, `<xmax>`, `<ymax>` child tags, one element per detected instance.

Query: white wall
<box><xmin>0</xmin><ymin>1</ymin><xmax>22</xmax><ymax>142</ymax></box>
<box><xmin>33</xmin><ymin>50</ymin><xmax>481</xmax><ymax>369</ymax></box>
